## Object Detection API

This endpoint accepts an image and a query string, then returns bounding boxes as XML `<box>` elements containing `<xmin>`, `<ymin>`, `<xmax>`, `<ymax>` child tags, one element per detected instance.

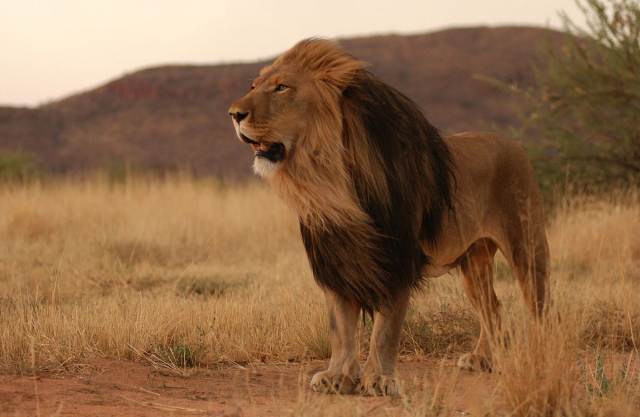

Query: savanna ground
<box><xmin>0</xmin><ymin>176</ymin><xmax>639</xmax><ymax>416</ymax></box>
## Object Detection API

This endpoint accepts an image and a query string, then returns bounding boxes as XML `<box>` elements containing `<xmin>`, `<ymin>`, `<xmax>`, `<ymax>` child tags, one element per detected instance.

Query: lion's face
<box><xmin>227</xmin><ymin>39</ymin><xmax>369</xmax><ymax>229</ymax></box>
<box><xmin>228</xmin><ymin>67</ymin><xmax>317</xmax><ymax>178</ymax></box>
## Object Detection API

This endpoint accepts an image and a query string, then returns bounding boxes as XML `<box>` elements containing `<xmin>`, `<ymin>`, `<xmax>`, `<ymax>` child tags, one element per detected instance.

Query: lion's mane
<box><xmin>267</xmin><ymin>39</ymin><xmax>456</xmax><ymax>312</ymax></box>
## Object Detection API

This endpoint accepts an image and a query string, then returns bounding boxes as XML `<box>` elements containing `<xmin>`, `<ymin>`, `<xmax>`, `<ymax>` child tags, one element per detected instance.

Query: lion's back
<box><xmin>444</xmin><ymin>132</ymin><xmax>538</xmax><ymax>196</ymax></box>
<box><xmin>442</xmin><ymin>131</ymin><xmax>545</xmax><ymax>246</ymax></box>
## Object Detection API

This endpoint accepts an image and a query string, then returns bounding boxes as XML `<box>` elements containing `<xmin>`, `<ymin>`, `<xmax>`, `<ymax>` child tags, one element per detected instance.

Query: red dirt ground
<box><xmin>0</xmin><ymin>358</ymin><xmax>498</xmax><ymax>416</ymax></box>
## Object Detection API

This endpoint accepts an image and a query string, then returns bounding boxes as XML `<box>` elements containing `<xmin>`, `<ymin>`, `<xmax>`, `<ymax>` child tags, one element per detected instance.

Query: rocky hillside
<box><xmin>0</xmin><ymin>26</ymin><xmax>561</xmax><ymax>178</ymax></box>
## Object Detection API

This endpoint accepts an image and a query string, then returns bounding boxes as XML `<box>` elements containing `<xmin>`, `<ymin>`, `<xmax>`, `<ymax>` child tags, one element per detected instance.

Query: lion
<box><xmin>228</xmin><ymin>39</ymin><xmax>549</xmax><ymax>396</ymax></box>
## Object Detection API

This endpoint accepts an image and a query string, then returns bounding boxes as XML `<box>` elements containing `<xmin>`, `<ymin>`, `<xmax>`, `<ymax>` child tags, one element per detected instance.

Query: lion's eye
<box><xmin>250</xmin><ymin>85</ymin><xmax>256</xmax><ymax>90</ymax></box>
<box><xmin>275</xmin><ymin>84</ymin><xmax>289</xmax><ymax>92</ymax></box>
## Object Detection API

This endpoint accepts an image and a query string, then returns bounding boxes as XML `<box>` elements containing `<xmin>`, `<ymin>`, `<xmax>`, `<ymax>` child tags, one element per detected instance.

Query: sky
<box><xmin>0</xmin><ymin>0</ymin><xmax>587</xmax><ymax>107</ymax></box>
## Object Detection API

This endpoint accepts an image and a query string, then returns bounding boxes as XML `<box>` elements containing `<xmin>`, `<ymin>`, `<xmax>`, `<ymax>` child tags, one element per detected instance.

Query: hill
<box><xmin>0</xmin><ymin>26</ymin><xmax>561</xmax><ymax>178</ymax></box>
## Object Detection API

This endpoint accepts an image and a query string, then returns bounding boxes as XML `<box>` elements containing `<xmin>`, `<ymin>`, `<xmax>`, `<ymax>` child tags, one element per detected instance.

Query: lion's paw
<box><xmin>310</xmin><ymin>371</ymin><xmax>358</xmax><ymax>395</ymax></box>
<box><xmin>357</xmin><ymin>374</ymin><xmax>398</xmax><ymax>396</ymax></box>
<box><xmin>457</xmin><ymin>353</ymin><xmax>492</xmax><ymax>372</ymax></box>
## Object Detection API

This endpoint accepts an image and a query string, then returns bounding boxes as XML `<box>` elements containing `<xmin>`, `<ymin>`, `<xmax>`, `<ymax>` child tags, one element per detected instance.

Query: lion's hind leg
<box><xmin>509</xmin><ymin>237</ymin><xmax>550</xmax><ymax>320</ymax></box>
<box><xmin>457</xmin><ymin>238</ymin><xmax>500</xmax><ymax>372</ymax></box>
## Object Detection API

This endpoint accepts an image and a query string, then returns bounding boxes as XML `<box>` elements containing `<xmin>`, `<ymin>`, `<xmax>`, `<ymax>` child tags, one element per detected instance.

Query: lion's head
<box><xmin>229</xmin><ymin>39</ymin><xmax>455</xmax><ymax>312</ymax></box>
<box><xmin>228</xmin><ymin>39</ymin><xmax>372</xmax><ymax>229</ymax></box>
<box><xmin>229</xmin><ymin>40</ymin><xmax>363</xmax><ymax>176</ymax></box>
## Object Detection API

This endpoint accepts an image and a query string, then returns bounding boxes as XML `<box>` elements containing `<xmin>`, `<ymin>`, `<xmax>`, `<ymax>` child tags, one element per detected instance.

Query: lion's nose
<box><xmin>229</xmin><ymin>111</ymin><xmax>249</xmax><ymax>123</ymax></box>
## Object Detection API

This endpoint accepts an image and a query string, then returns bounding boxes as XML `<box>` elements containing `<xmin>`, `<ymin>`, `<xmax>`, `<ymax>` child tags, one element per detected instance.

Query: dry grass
<box><xmin>0</xmin><ymin>176</ymin><xmax>639</xmax><ymax>414</ymax></box>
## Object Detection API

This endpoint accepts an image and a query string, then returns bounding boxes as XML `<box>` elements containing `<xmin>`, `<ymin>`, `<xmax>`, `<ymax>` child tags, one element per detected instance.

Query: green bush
<box><xmin>483</xmin><ymin>0</ymin><xmax>640</xmax><ymax>191</ymax></box>
<box><xmin>0</xmin><ymin>150</ymin><xmax>38</xmax><ymax>182</ymax></box>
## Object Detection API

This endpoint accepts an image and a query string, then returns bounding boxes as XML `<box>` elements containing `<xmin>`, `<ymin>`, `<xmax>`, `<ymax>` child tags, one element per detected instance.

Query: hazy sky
<box><xmin>1</xmin><ymin>0</ymin><xmax>587</xmax><ymax>107</ymax></box>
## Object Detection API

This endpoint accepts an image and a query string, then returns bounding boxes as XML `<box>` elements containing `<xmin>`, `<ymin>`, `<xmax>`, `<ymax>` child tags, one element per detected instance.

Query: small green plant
<box><xmin>177</xmin><ymin>275</ymin><xmax>250</xmax><ymax>297</ymax></box>
<box><xmin>577</xmin><ymin>348</ymin><xmax>638</xmax><ymax>400</ymax></box>
<box><xmin>148</xmin><ymin>328</ymin><xmax>207</xmax><ymax>369</ymax></box>
<box><xmin>579</xmin><ymin>349</ymin><xmax>612</xmax><ymax>397</ymax></box>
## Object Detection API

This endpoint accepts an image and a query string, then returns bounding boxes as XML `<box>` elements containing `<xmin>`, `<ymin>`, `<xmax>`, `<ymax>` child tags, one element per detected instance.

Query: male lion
<box><xmin>228</xmin><ymin>39</ymin><xmax>549</xmax><ymax>396</ymax></box>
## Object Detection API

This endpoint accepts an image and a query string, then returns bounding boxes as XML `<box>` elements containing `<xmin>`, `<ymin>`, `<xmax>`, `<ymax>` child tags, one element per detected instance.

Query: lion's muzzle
<box><xmin>239</xmin><ymin>133</ymin><xmax>259</xmax><ymax>146</ymax></box>
<box><xmin>236</xmin><ymin>132</ymin><xmax>286</xmax><ymax>163</ymax></box>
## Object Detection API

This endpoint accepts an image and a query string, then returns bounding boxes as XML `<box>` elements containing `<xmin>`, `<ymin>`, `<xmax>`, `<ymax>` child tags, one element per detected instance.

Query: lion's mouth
<box><xmin>240</xmin><ymin>133</ymin><xmax>285</xmax><ymax>163</ymax></box>
<box><xmin>240</xmin><ymin>133</ymin><xmax>259</xmax><ymax>146</ymax></box>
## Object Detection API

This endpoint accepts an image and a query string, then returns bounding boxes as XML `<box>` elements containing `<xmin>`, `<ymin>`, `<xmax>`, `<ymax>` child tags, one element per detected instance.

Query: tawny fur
<box><xmin>228</xmin><ymin>39</ymin><xmax>549</xmax><ymax>396</ymax></box>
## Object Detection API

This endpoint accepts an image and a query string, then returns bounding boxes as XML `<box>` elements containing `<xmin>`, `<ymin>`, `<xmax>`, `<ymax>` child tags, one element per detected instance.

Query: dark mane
<box><xmin>344</xmin><ymin>70</ymin><xmax>456</xmax><ymax>249</ymax></box>
<box><xmin>300</xmin><ymin>68</ymin><xmax>456</xmax><ymax>313</ymax></box>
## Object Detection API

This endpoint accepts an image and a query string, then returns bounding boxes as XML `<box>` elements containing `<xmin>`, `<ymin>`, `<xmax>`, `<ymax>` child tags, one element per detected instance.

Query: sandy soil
<box><xmin>0</xmin><ymin>358</ymin><xmax>498</xmax><ymax>416</ymax></box>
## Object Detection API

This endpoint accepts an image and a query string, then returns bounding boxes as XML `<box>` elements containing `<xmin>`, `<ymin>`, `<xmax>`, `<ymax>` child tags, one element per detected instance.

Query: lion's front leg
<box><xmin>310</xmin><ymin>289</ymin><xmax>361</xmax><ymax>394</ymax></box>
<box><xmin>358</xmin><ymin>291</ymin><xmax>410</xmax><ymax>396</ymax></box>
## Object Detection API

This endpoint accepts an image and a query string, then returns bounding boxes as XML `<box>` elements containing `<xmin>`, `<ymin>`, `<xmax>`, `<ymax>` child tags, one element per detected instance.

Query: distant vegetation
<box><xmin>0</xmin><ymin>150</ymin><xmax>38</xmax><ymax>182</ymax></box>
<box><xmin>485</xmin><ymin>0</ymin><xmax>640</xmax><ymax>191</ymax></box>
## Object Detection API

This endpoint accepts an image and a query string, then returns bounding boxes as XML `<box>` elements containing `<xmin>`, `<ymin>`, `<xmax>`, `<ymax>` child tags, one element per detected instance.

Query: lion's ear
<box><xmin>314</xmin><ymin>58</ymin><xmax>367</xmax><ymax>92</ymax></box>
